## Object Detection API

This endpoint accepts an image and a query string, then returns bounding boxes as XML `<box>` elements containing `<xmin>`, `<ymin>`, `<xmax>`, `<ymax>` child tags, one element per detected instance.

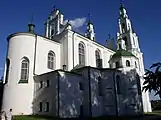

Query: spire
<box><xmin>49</xmin><ymin>5</ymin><xmax>60</xmax><ymax>17</ymax></box>
<box><xmin>30</xmin><ymin>15</ymin><xmax>33</xmax><ymax>24</ymax></box>
<box><xmin>50</xmin><ymin>5</ymin><xmax>57</xmax><ymax>14</ymax></box>
<box><xmin>119</xmin><ymin>0</ymin><xmax>128</xmax><ymax>19</ymax></box>
<box><xmin>120</xmin><ymin>0</ymin><xmax>124</xmax><ymax>8</ymax></box>
<box><xmin>53</xmin><ymin>5</ymin><xmax>56</xmax><ymax>11</ymax></box>
<box><xmin>28</xmin><ymin>14</ymin><xmax>35</xmax><ymax>33</ymax></box>
<box><xmin>86</xmin><ymin>13</ymin><xmax>95</xmax><ymax>41</ymax></box>
<box><xmin>106</xmin><ymin>33</ymin><xmax>116</xmax><ymax>50</ymax></box>
<box><xmin>88</xmin><ymin>13</ymin><xmax>92</xmax><ymax>24</ymax></box>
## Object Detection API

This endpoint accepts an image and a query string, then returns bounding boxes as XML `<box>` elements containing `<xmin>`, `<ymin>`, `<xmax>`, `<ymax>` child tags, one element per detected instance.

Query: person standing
<box><xmin>1</xmin><ymin>111</ymin><xmax>7</xmax><ymax>120</ymax></box>
<box><xmin>6</xmin><ymin>109</ymin><xmax>12</xmax><ymax>120</ymax></box>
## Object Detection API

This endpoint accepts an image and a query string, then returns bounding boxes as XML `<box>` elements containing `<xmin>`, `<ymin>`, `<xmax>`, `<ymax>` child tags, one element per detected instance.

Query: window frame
<box><xmin>47</xmin><ymin>51</ymin><xmax>55</xmax><ymax>70</ymax></box>
<box><xmin>116</xmin><ymin>75</ymin><xmax>121</xmax><ymax>94</ymax></box>
<box><xmin>116</xmin><ymin>62</ymin><xmax>120</xmax><ymax>68</ymax></box>
<box><xmin>46</xmin><ymin>80</ymin><xmax>50</xmax><ymax>87</ymax></box>
<box><xmin>79</xmin><ymin>82</ymin><xmax>84</xmax><ymax>91</ymax></box>
<box><xmin>123</xmin><ymin>37</ymin><xmax>128</xmax><ymax>47</ymax></box>
<box><xmin>5</xmin><ymin>58</ymin><xmax>10</xmax><ymax>84</ymax></box>
<box><xmin>135</xmin><ymin>61</ymin><xmax>137</xmax><ymax>68</ymax></box>
<box><xmin>45</xmin><ymin>102</ymin><xmax>49</xmax><ymax>112</ymax></box>
<box><xmin>19</xmin><ymin>57</ymin><xmax>29</xmax><ymax>84</ymax></box>
<box><xmin>78</xmin><ymin>42</ymin><xmax>85</xmax><ymax>65</ymax></box>
<box><xmin>95</xmin><ymin>49</ymin><xmax>102</xmax><ymax>68</ymax></box>
<box><xmin>39</xmin><ymin>81</ymin><xmax>43</xmax><ymax>89</ymax></box>
<box><xmin>122</xmin><ymin>23</ymin><xmax>126</xmax><ymax>33</ymax></box>
<box><xmin>39</xmin><ymin>102</ymin><xmax>43</xmax><ymax>112</ymax></box>
<box><xmin>126</xmin><ymin>60</ymin><xmax>130</xmax><ymax>67</ymax></box>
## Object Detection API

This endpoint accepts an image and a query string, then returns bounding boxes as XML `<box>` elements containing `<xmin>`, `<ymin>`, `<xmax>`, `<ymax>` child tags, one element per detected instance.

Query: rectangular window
<box><xmin>116</xmin><ymin>62</ymin><xmax>120</xmax><ymax>68</ymax></box>
<box><xmin>79</xmin><ymin>82</ymin><xmax>84</xmax><ymax>91</ymax></box>
<box><xmin>39</xmin><ymin>102</ymin><xmax>43</xmax><ymax>112</ymax></box>
<box><xmin>116</xmin><ymin>76</ymin><xmax>120</xmax><ymax>94</ymax></box>
<box><xmin>46</xmin><ymin>80</ymin><xmax>50</xmax><ymax>87</ymax></box>
<box><xmin>39</xmin><ymin>81</ymin><xmax>43</xmax><ymax>88</ymax></box>
<box><xmin>45</xmin><ymin>102</ymin><xmax>49</xmax><ymax>112</ymax></box>
<box><xmin>109</xmin><ymin>64</ymin><xmax>112</xmax><ymax>68</ymax></box>
<box><xmin>98</xmin><ymin>77</ymin><xmax>103</xmax><ymax>96</ymax></box>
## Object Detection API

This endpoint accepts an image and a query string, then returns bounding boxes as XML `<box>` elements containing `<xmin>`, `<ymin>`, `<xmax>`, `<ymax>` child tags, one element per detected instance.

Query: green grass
<box><xmin>13</xmin><ymin>111</ymin><xmax>161</xmax><ymax>120</ymax></box>
<box><xmin>146</xmin><ymin>110</ymin><xmax>161</xmax><ymax>115</ymax></box>
<box><xmin>14</xmin><ymin>115</ymin><xmax>55</xmax><ymax>120</ymax></box>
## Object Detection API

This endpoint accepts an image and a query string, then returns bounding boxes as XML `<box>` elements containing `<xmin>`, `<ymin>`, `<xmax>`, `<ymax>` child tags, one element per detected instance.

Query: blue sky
<box><xmin>0</xmin><ymin>0</ymin><xmax>161</xmax><ymax>98</ymax></box>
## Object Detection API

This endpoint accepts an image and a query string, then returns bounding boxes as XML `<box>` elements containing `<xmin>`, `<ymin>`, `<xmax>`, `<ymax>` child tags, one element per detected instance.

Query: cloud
<box><xmin>64</xmin><ymin>17</ymin><xmax>86</xmax><ymax>29</ymax></box>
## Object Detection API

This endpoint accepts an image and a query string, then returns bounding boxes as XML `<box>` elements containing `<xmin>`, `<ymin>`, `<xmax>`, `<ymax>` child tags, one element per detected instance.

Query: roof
<box><xmin>111</xmin><ymin>49</ymin><xmax>136</xmax><ymax>59</ymax></box>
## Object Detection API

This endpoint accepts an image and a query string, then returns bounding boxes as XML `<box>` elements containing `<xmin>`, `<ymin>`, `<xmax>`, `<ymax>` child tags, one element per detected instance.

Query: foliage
<box><xmin>143</xmin><ymin>62</ymin><xmax>161</xmax><ymax>98</ymax></box>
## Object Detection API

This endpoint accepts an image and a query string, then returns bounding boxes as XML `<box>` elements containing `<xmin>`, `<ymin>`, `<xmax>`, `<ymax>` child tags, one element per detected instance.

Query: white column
<box><xmin>45</xmin><ymin>22</ymin><xmax>49</xmax><ymax>38</ymax></box>
<box><xmin>56</xmin><ymin>17</ymin><xmax>60</xmax><ymax>34</ymax></box>
<box><xmin>49</xmin><ymin>25</ymin><xmax>52</xmax><ymax>39</ymax></box>
<box><xmin>119</xmin><ymin>21</ymin><xmax>122</xmax><ymax>34</ymax></box>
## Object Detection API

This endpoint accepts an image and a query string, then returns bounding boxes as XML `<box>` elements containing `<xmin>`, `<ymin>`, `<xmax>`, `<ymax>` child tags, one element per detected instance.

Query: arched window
<box><xmin>51</xmin><ymin>29</ymin><xmax>55</xmax><ymax>39</ymax></box>
<box><xmin>116</xmin><ymin>62</ymin><xmax>120</xmax><ymax>68</ymax></box>
<box><xmin>135</xmin><ymin>61</ymin><xmax>137</xmax><ymax>68</ymax></box>
<box><xmin>20</xmin><ymin>57</ymin><xmax>29</xmax><ymax>81</ymax></box>
<box><xmin>5</xmin><ymin>58</ymin><xmax>10</xmax><ymax>84</ymax></box>
<box><xmin>95</xmin><ymin>50</ymin><xmax>101</xmax><ymax>68</ymax></box>
<box><xmin>48</xmin><ymin>51</ymin><xmax>55</xmax><ymax>69</ymax></box>
<box><xmin>122</xmin><ymin>23</ymin><xmax>126</xmax><ymax>33</ymax></box>
<box><xmin>51</xmin><ymin>29</ymin><xmax>54</xmax><ymax>35</ymax></box>
<box><xmin>118</xmin><ymin>44</ymin><xmax>122</xmax><ymax>49</ymax></box>
<box><xmin>126</xmin><ymin>60</ymin><xmax>130</xmax><ymax>67</ymax></box>
<box><xmin>123</xmin><ymin>37</ymin><xmax>128</xmax><ymax>46</ymax></box>
<box><xmin>79</xmin><ymin>42</ymin><xmax>85</xmax><ymax>65</ymax></box>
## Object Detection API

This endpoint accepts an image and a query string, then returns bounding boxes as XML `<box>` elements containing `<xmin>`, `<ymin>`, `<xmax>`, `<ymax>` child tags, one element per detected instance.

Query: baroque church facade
<box><xmin>2</xmin><ymin>4</ymin><xmax>152</xmax><ymax>117</ymax></box>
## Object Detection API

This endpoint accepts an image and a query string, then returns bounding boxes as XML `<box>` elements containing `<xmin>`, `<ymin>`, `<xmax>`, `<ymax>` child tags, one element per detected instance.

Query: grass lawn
<box><xmin>14</xmin><ymin>115</ymin><xmax>55</xmax><ymax>120</ymax></box>
<box><xmin>13</xmin><ymin>111</ymin><xmax>161</xmax><ymax>120</ymax></box>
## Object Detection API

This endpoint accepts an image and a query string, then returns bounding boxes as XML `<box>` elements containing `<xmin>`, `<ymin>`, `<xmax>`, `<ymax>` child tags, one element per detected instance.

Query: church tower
<box><xmin>115</xmin><ymin>2</ymin><xmax>152</xmax><ymax>113</ymax></box>
<box><xmin>117</xmin><ymin>3</ymin><xmax>140</xmax><ymax>53</ymax></box>
<box><xmin>44</xmin><ymin>8</ymin><xmax>64</xmax><ymax>39</ymax></box>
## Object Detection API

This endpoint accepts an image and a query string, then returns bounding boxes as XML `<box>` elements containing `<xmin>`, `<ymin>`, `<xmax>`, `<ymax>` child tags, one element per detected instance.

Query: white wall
<box><xmin>67</xmin><ymin>30</ymin><xmax>115</xmax><ymax>71</ymax></box>
<box><xmin>2</xmin><ymin>33</ymin><xmax>61</xmax><ymax>115</ymax></box>
<box><xmin>2</xmin><ymin>33</ymin><xmax>36</xmax><ymax>115</ymax></box>
<box><xmin>35</xmin><ymin>36</ymin><xmax>61</xmax><ymax>75</ymax></box>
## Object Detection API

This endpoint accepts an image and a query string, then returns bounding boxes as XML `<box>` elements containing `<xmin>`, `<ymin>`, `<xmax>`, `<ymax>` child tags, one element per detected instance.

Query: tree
<box><xmin>143</xmin><ymin>62</ymin><xmax>161</xmax><ymax>99</ymax></box>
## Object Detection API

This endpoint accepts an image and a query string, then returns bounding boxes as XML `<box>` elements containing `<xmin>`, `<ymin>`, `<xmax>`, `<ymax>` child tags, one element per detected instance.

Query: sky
<box><xmin>0</xmin><ymin>0</ymin><xmax>161</xmax><ymax>99</ymax></box>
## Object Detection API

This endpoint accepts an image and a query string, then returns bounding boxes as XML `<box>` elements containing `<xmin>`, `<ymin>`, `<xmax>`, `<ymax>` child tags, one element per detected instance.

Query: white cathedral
<box><xmin>2</xmin><ymin>4</ymin><xmax>152</xmax><ymax>118</ymax></box>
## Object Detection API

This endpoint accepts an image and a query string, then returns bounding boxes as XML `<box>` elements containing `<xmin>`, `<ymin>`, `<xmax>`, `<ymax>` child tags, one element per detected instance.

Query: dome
<box><xmin>111</xmin><ymin>49</ymin><xmax>135</xmax><ymax>59</ymax></box>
